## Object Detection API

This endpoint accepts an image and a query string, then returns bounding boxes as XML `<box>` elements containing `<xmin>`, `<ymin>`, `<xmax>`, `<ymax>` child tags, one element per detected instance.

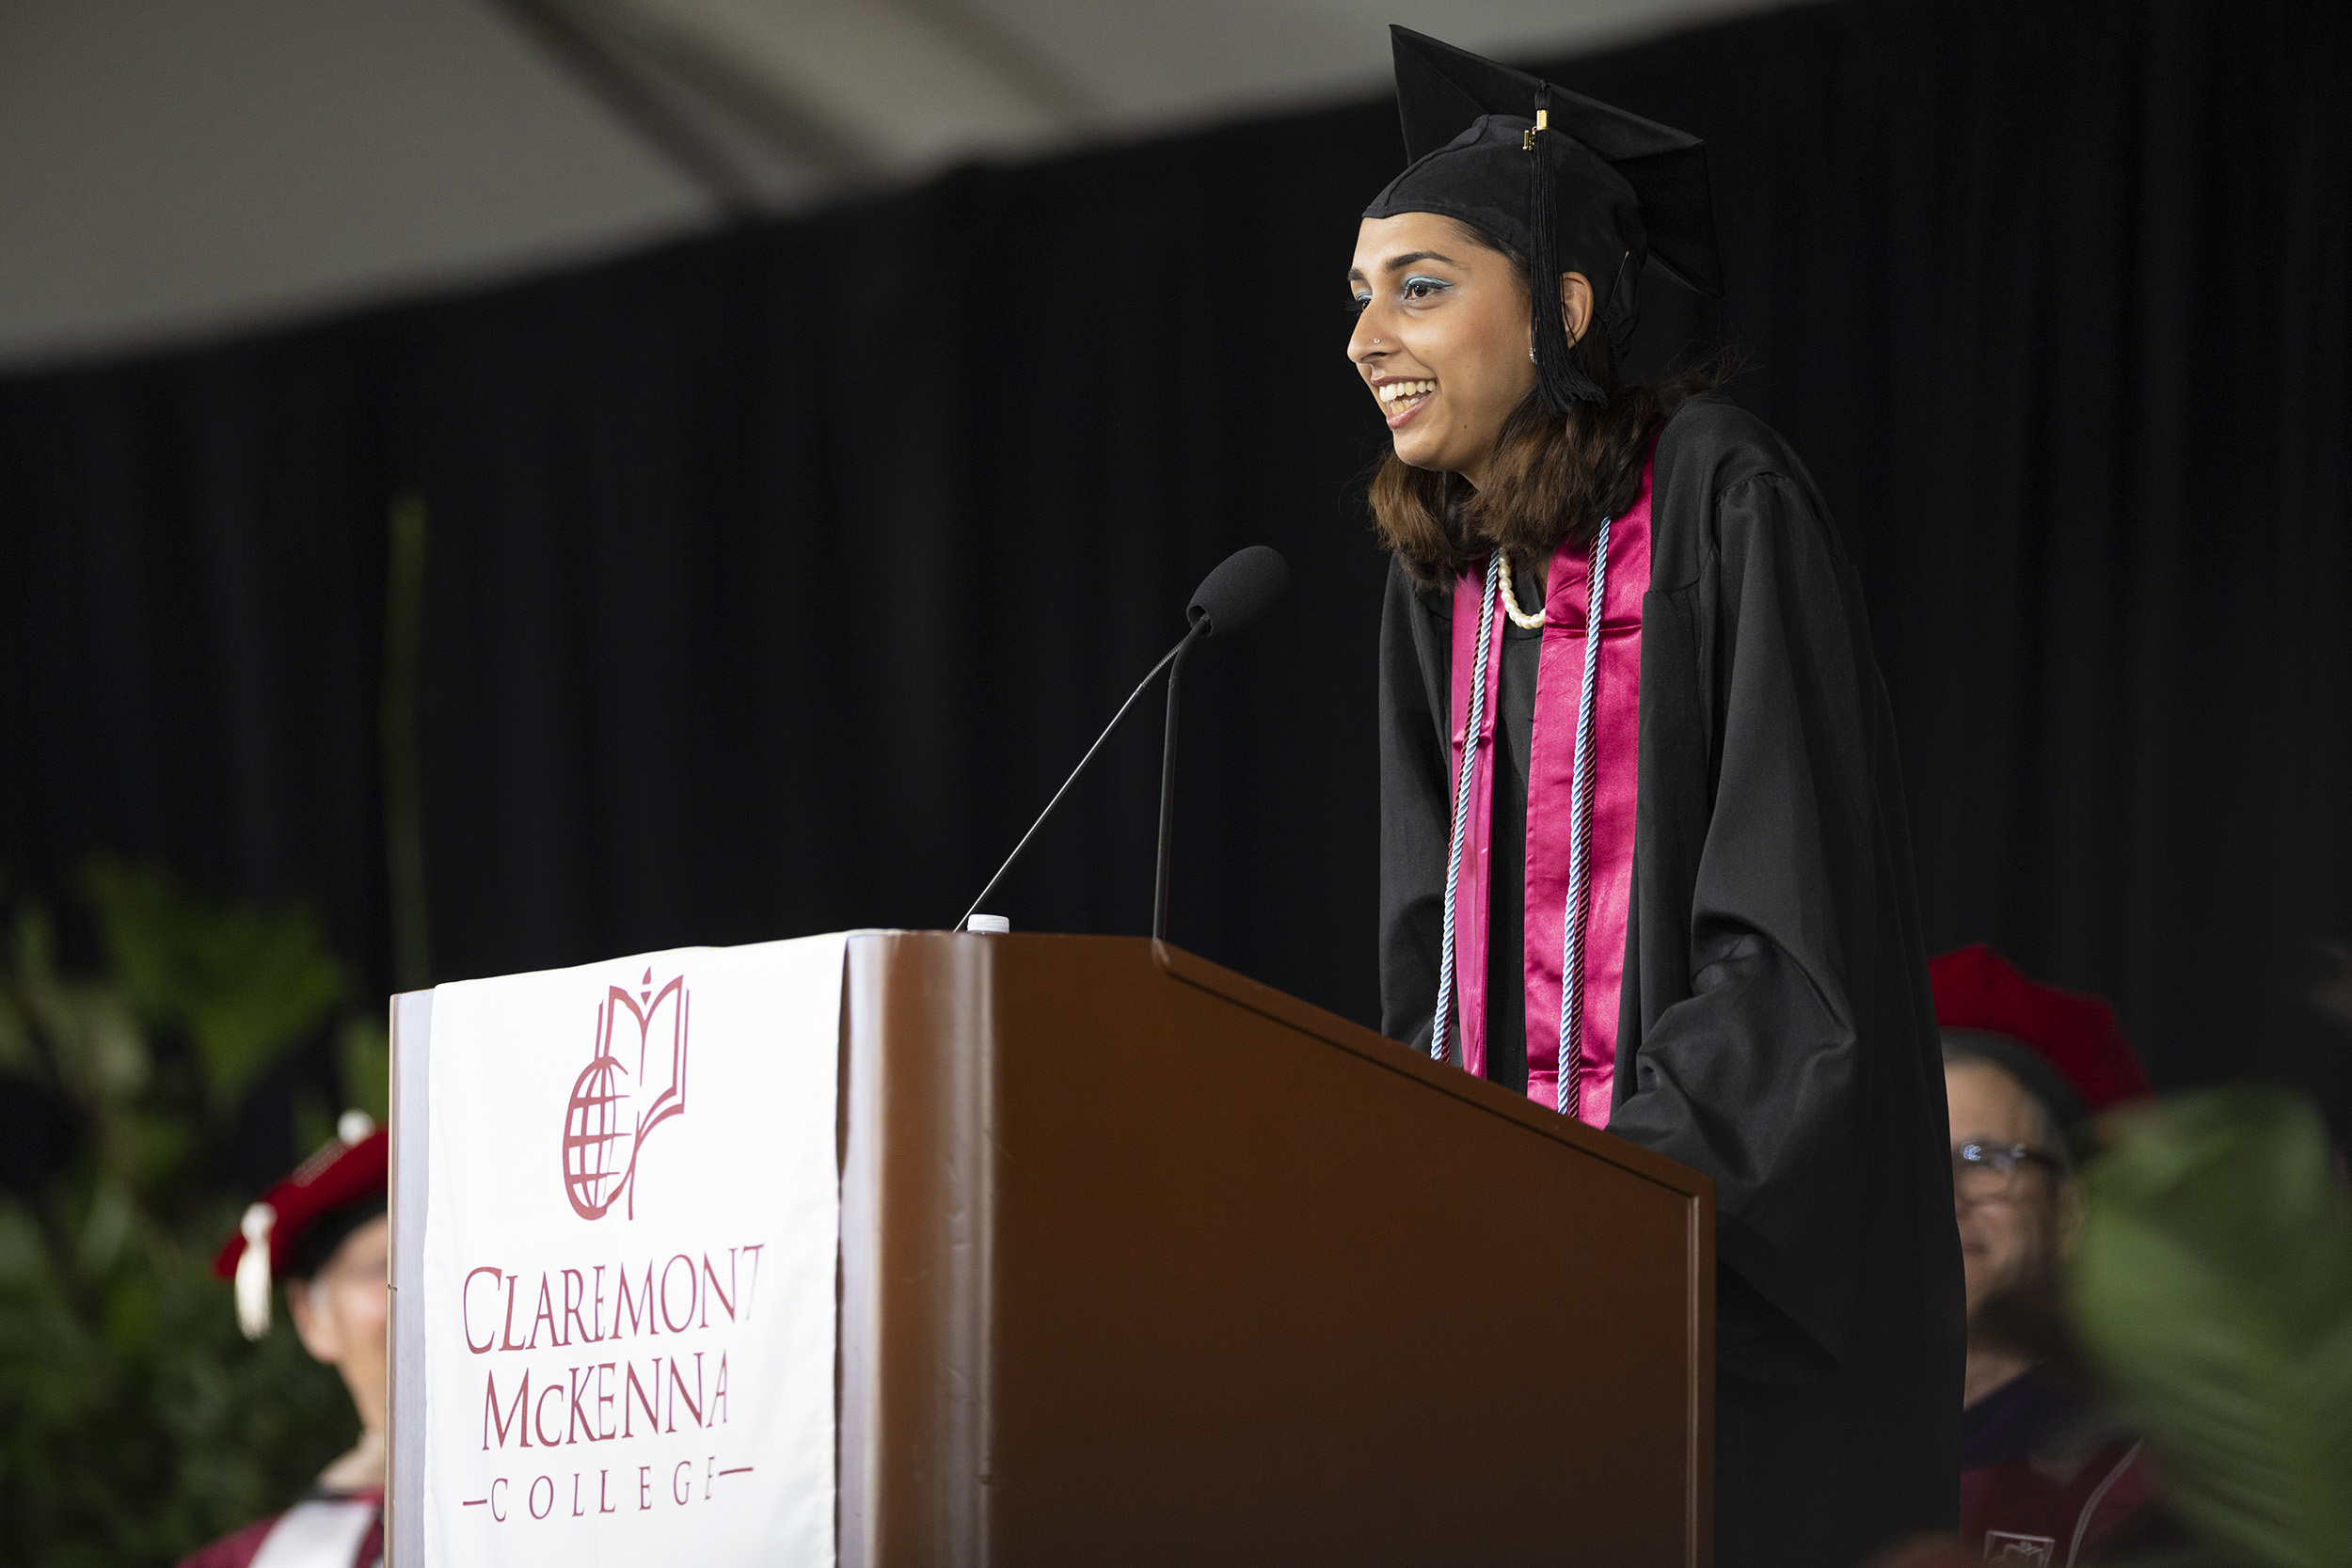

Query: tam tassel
<box><xmin>1526</xmin><ymin>87</ymin><xmax>1609</xmax><ymax>413</ymax></box>
<box><xmin>234</xmin><ymin>1202</ymin><xmax>275</xmax><ymax>1340</ymax></box>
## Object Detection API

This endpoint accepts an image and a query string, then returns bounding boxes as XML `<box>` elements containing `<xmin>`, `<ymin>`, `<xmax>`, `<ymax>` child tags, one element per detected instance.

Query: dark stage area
<box><xmin>3</xmin><ymin>0</ymin><xmax>2347</xmax><ymax>1129</ymax></box>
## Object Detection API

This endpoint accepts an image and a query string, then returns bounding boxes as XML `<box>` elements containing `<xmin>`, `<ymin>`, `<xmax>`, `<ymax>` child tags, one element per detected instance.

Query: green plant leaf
<box><xmin>0</xmin><ymin>1203</ymin><xmax>54</xmax><ymax>1291</ymax></box>
<box><xmin>0</xmin><ymin>870</ymin><xmax>362</xmax><ymax>1564</ymax></box>
<box><xmin>76</xmin><ymin>1179</ymin><xmax>135</xmax><ymax>1280</ymax></box>
<box><xmin>8</xmin><ymin>905</ymin><xmax>151</xmax><ymax>1120</ymax></box>
<box><xmin>2</xmin><ymin>906</ymin><xmax>66</xmax><ymax>1093</ymax></box>
<box><xmin>0</xmin><ymin>987</ymin><xmax>38</xmax><ymax>1080</ymax></box>
<box><xmin>53</xmin><ymin>986</ymin><xmax>149</xmax><ymax>1109</ymax></box>
<box><xmin>2068</xmin><ymin>1086</ymin><xmax>2352</xmax><ymax>1568</ymax></box>
<box><xmin>80</xmin><ymin>859</ymin><xmax>343</xmax><ymax>1112</ymax></box>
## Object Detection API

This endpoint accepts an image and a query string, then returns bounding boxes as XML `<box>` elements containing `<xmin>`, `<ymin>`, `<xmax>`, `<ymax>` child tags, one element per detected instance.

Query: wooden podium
<box><xmin>390</xmin><ymin>931</ymin><xmax>1711</xmax><ymax>1565</ymax></box>
<box><xmin>835</xmin><ymin>932</ymin><xmax>1710</xmax><ymax>1565</ymax></box>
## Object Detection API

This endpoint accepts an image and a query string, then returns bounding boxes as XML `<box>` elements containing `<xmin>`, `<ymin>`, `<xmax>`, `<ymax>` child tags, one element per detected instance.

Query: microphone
<box><xmin>958</xmin><ymin>546</ymin><xmax>1290</xmax><ymax>937</ymax></box>
<box><xmin>1184</xmin><ymin>545</ymin><xmax>1291</xmax><ymax>639</ymax></box>
<box><xmin>1153</xmin><ymin>546</ymin><xmax>1289</xmax><ymax>940</ymax></box>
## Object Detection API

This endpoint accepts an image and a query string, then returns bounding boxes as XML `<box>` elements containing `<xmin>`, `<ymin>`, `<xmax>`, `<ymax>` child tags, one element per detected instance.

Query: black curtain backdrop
<box><xmin>4</xmin><ymin>0</ymin><xmax>2347</xmax><ymax>1133</ymax></box>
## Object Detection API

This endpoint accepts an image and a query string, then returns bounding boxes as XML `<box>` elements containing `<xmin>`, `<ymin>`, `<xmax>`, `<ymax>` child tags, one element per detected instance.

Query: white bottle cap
<box><xmin>966</xmin><ymin>914</ymin><xmax>1011</xmax><ymax>934</ymax></box>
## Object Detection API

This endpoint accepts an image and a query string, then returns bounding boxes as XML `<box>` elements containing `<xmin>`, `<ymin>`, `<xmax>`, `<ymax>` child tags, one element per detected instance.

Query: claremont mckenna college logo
<box><xmin>562</xmin><ymin>969</ymin><xmax>690</xmax><ymax>1221</ymax></box>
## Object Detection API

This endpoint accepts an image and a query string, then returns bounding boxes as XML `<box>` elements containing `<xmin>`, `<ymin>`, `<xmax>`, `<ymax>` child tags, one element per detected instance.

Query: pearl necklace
<box><xmin>1497</xmin><ymin>552</ymin><xmax>1546</xmax><ymax>628</ymax></box>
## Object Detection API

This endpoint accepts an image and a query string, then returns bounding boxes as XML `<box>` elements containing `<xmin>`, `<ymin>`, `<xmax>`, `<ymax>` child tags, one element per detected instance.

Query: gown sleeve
<box><xmin>1608</xmin><ymin>469</ymin><xmax>1907</xmax><ymax>1377</ymax></box>
<box><xmin>1376</xmin><ymin>557</ymin><xmax>1453</xmax><ymax>1056</ymax></box>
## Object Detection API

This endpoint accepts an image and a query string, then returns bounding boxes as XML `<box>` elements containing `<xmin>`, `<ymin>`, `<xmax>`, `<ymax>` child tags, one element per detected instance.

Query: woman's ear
<box><xmin>1558</xmin><ymin>272</ymin><xmax>1596</xmax><ymax>348</ymax></box>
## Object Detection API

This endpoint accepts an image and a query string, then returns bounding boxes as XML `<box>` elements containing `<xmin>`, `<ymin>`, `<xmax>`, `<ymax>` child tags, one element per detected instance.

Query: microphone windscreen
<box><xmin>1186</xmin><ymin>546</ymin><xmax>1291</xmax><ymax>637</ymax></box>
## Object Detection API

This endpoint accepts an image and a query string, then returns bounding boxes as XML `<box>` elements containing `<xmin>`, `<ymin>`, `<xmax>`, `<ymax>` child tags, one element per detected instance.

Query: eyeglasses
<box><xmin>1952</xmin><ymin>1141</ymin><xmax>2062</xmax><ymax>1200</ymax></box>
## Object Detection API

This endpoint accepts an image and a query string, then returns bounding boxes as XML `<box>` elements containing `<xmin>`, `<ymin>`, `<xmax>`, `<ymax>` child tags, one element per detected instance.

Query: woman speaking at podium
<box><xmin>1358</xmin><ymin>29</ymin><xmax>1961</xmax><ymax>1566</ymax></box>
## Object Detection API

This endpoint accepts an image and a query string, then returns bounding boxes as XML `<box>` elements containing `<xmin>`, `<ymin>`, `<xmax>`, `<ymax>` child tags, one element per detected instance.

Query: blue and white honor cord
<box><xmin>1429</xmin><ymin>520</ymin><xmax>1614</xmax><ymax>1124</ymax></box>
<box><xmin>1555</xmin><ymin>516</ymin><xmax>1611</xmax><ymax>1117</ymax></box>
<box><xmin>1429</xmin><ymin>552</ymin><xmax>1501</xmax><ymax>1067</ymax></box>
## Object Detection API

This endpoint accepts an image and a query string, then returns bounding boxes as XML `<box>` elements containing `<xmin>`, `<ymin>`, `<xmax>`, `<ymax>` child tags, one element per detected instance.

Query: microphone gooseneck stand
<box><xmin>1151</xmin><ymin>618</ymin><xmax>1209</xmax><ymax>942</ymax></box>
<box><xmin>957</xmin><ymin>545</ymin><xmax>1288</xmax><ymax>940</ymax></box>
<box><xmin>956</xmin><ymin>621</ymin><xmax>1202</xmax><ymax>936</ymax></box>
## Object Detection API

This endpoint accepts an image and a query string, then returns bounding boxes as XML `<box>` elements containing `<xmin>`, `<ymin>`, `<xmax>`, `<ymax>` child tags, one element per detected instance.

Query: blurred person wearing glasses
<box><xmin>1931</xmin><ymin>945</ymin><xmax>2169</xmax><ymax>1565</ymax></box>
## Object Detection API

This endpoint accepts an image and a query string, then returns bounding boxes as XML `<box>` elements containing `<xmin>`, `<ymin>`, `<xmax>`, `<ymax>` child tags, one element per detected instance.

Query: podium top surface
<box><xmin>861</xmin><ymin>929</ymin><xmax>1713</xmax><ymax>1199</ymax></box>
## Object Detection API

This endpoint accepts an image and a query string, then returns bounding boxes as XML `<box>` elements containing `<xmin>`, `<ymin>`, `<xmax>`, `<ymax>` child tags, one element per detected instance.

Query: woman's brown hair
<box><xmin>1370</xmin><ymin>222</ymin><xmax>1727</xmax><ymax>587</ymax></box>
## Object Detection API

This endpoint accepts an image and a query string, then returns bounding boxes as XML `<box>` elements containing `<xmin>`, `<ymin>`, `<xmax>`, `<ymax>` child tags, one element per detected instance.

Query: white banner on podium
<box><xmin>415</xmin><ymin>934</ymin><xmax>844</xmax><ymax>1566</ymax></box>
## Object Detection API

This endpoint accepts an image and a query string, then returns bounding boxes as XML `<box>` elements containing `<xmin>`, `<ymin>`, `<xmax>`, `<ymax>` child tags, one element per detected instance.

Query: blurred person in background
<box><xmin>183</xmin><ymin>1115</ymin><xmax>389</xmax><ymax>1568</ymax></box>
<box><xmin>1932</xmin><ymin>944</ymin><xmax>2169</xmax><ymax>1564</ymax></box>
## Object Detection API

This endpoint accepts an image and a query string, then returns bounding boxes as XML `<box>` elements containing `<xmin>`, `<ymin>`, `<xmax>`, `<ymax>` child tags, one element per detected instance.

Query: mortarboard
<box><xmin>1931</xmin><ymin>944</ymin><xmax>2155</xmax><ymax>1132</ymax></box>
<box><xmin>212</xmin><ymin>1112</ymin><xmax>388</xmax><ymax>1340</ymax></box>
<box><xmin>1363</xmin><ymin>26</ymin><xmax>1723</xmax><ymax>412</ymax></box>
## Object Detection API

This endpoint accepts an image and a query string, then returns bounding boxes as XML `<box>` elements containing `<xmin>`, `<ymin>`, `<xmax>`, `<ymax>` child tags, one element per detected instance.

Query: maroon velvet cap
<box><xmin>211</xmin><ymin>1125</ymin><xmax>389</xmax><ymax>1281</ymax></box>
<box><xmin>1930</xmin><ymin>944</ymin><xmax>2154</xmax><ymax>1116</ymax></box>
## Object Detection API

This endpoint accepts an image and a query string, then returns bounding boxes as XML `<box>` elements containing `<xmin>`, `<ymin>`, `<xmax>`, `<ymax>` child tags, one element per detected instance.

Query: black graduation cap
<box><xmin>1363</xmin><ymin>26</ymin><xmax>1722</xmax><ymax>411</ymax></box>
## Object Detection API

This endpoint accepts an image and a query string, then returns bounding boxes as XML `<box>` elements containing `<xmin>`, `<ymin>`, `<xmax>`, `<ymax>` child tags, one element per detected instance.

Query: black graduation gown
<box><xmin>1377</xmin><ymin>394</ymin><xmax>1963</xmax><ymax>1566</ymax></box>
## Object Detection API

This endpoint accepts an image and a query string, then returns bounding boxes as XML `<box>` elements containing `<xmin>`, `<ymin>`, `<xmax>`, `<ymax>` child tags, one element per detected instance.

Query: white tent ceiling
<box><xmin>0</xmin><ymin>0</ymin><xmax>1787</xmax><ymax>371</ymax></box>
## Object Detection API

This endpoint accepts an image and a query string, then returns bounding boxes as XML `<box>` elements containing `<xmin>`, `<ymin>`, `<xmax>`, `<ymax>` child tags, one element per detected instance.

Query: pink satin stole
<box><xmin>1445</xmin><ymin>456</ymin><xmax>1652</xmax><ymax>1126</ymax></box>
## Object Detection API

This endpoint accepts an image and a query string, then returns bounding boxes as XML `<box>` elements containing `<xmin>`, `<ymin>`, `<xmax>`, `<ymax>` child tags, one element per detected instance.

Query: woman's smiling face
<box><xmin>1347</xmin><ymin>212</ymin><xmax>1534</xmax><ymax>489</ymax></box>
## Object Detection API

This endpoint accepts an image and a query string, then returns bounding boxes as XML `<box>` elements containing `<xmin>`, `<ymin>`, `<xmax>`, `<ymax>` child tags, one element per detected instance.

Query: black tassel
<box><xmin>1526</xmin><ymin>86</ymin><xmax>1608</xmax><ymax>412</ymax></box>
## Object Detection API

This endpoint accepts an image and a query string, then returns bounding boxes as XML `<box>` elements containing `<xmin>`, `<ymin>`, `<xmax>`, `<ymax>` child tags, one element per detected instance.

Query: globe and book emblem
<box><xmin>562</xmin><ymin>969</ymin><xmax>690</xmax><ymax>1221</ymax></box>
